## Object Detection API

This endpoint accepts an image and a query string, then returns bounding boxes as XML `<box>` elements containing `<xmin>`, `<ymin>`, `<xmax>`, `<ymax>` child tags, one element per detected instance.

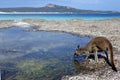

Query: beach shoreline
<box><xmin>22</xmin><ymin>18</ymin><xmax>120</xmax><ymax>50</ymax></box>
<box><xmin>0</xmin><ymin>18</ymin><xmax>120</xmax><ymax>80</ymax></box>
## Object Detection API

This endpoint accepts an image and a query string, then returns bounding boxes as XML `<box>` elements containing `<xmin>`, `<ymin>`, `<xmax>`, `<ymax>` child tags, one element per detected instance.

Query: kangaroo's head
<box><xmin>74</xmin><ymin>45</ymin><xmax>87</xmax><ymax>56</ymax></box>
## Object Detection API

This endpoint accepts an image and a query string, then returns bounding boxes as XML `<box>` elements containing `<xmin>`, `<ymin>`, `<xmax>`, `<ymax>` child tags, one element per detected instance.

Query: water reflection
<box><xmin>0</xmin><ymin>27</ymin><xmax>91</xmax><ymax>80</ymax></box>
<box><xmin>73</xmin><ymin>54</ymin><xmax>92</xmax><ymax>73</ymax></box>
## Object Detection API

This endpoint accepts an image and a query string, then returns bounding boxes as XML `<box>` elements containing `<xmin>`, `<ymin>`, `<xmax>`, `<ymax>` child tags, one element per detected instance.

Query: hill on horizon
<box><xmin>0</xmin><ymin>3</ymin><xmax>119</xmax><ymax>14</ymax></box>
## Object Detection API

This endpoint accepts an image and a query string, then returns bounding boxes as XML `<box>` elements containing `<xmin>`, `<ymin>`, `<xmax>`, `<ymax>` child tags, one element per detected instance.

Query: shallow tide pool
<box><xmin>0</xmin><ymin>27</ymin><xmax>91</xmax><ymax>80</ymax></box>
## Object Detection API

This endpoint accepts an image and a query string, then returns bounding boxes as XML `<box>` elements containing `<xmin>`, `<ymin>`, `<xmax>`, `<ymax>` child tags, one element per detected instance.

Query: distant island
<box><xmin>0</xmin><ymin>3</ymin><xmax>119</xmax><ymax>14</ymax></box>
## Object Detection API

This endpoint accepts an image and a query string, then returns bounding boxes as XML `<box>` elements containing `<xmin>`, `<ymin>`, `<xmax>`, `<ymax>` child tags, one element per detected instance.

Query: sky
<box><xmin>0</xmin><ymin>0</ymin><xmax>120</xmax><ymax>11</ymax></box>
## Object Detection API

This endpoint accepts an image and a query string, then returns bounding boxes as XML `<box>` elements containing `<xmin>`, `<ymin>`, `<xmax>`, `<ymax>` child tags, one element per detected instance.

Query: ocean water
<box><xmin>0</xmin><ymin>14</ymin><xmax>120</xmax><ymax>20</ymax></box>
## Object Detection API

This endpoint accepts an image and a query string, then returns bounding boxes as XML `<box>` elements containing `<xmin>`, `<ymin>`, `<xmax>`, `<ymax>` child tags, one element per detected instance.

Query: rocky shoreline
<box><xmin>0</xmin><ymin>18</ymin><xmax>120</xmax><ymax>80</ymax></box>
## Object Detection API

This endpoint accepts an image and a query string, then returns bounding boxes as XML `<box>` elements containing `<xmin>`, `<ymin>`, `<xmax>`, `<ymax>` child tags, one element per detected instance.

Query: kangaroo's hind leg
<box><xmin>94</xmin><ymin>47</ymin><xmax>99</xmax><ymax>63</ymax></box>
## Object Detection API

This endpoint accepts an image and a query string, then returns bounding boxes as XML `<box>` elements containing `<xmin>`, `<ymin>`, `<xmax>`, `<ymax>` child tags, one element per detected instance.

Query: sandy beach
<box><xmin>0</xmin><ymin>18</ymin><xmax>120</xmax><ymax>80</ymax></box>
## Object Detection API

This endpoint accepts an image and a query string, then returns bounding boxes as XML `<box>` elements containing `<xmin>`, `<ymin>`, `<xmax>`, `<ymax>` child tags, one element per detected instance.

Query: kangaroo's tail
<box><xmin>109</xmin><ymin>42</ymin><xmax>117</xmax><ymax>72</ymax></box>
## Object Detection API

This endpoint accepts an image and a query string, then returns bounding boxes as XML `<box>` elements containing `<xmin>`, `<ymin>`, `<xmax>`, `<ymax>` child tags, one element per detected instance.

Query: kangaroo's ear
<box><xmin>77</xmin><ymin>45</ymin><xmax>80</xmax><ymax>49</ymax></box>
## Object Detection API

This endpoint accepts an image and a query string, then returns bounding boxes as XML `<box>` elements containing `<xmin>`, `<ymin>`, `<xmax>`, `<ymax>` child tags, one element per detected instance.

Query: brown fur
<box><xmin>75</xmin><ymin>37</ymin><xmax>117</xmax><ymax>72</ymax></box>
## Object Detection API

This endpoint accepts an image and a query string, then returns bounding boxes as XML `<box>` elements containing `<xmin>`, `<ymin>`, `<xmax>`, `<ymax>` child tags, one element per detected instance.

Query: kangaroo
<box><xmin>74</xmin><ymin>37</ymin><xmax>117</xmax><ymax>72</ymax></box>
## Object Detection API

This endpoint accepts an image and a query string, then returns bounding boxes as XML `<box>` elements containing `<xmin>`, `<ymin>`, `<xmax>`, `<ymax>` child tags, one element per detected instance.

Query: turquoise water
<box><xmin>0</xmin><ymin>27</ymin><xmax>91</xmax><ymax>80</ymax></box>
<box><xmin>0</xmin><ymin>14</ymin><xmax>120</xmax><ymax>20</ymax></box>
